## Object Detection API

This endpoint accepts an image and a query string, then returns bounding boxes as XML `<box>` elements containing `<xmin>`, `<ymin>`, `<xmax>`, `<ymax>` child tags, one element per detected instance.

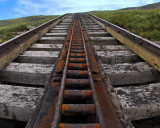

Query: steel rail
<box><xmin>79</xmin><ymin>15</ymin><xmax>105</xmax><ymax>128</ymax></box>
<box><xmin>87</xmin><ymin>13</ymin><xmax>160</xmax><ymax>71</ymax></box>
<box><xmin>52</xmin><ymin>16</ymin><xmax>76</xmax><ymax>128</ymax></box>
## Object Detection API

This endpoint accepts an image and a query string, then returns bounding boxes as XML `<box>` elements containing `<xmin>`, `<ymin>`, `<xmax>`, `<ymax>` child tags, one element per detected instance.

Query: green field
<box><xmin>0</xmin><ymin>15</ymin><xmax>58</xmax><ymax>44</ymax></box>
<box><xmin>0</xmin><ymin>9</ymin><xmax>160</xmax><ymax>44</ymax></box>
<box><xmin>90</xmin><ymin>9</ymin><xmax>160</xmax><ymax>43</ymax></box>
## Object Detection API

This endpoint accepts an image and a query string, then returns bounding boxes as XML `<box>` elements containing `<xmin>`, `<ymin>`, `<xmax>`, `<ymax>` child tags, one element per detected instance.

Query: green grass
<box><xmin>0</xmin><ymin>15</ymin><xmax>58</xmax><ymax>44</ymax></box>
<box><xmin>90</xmin><ymin>9</ymin><xmax>160</xmax><ymax>43</ymax></box>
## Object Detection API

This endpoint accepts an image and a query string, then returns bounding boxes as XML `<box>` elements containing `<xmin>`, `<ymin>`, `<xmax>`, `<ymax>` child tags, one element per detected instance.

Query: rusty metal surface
<box><xmin>61</xmin><ymin>104</ymin><xmax>96</xmax><ymax>115</ymax></box>
<box><xmin>26</xmin><ymin>14</ymin><xmax>127</xmax><ymax>128</ymax></box>
<box><xmin>64</xmin><ymin>90</ymin><xmax>92</xmax><ymax>100</ymax></box>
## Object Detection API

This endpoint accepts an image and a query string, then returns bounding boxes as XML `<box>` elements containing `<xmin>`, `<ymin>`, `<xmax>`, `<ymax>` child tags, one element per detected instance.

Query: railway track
<box><xmin>0</xmin><ymin>13</ymin><xmax>159</xmax><ymax>128</ymax></box>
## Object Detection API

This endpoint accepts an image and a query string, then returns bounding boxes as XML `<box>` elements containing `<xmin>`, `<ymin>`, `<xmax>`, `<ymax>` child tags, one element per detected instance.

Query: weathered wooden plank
<box><xmin>44</xmin><ymin>33</ymin><xmax>67</xmax><ymax>37</ymax></box>
<box><xmin>86</xmin><ymin>27</ymin><xmax>103</xmax><ymax>30</ymax></box>
<box><xmin>85</xmin><ymin>25</ymin><xmax>100</xmax><ymax>28</ymax></box>
<box><xmin>51</xmin><ymin>28</ymin><xmax>69</xmax><ymax>30</ymax></box>
<box><xmin>90</xmin><ymin>37</ymin><xmax>121</xmax><ymax>45</ymax></box>
<box><xmin>97</xmin><ymin>50</ymin><xmax>142</xmax><ymax>64</ymax></box>
<box><xmin>87</xmin><ymin>29</ymin><xmax>106</xmax><ymax>32</ymax></box>
<box><xmin>39</xmin><ymin>37</ymin><xmax>65</xmax><ymax>44</ymax></box>
<box><xmin>16</xmin><ymin>49</ymin><xmax>138</xmax><ymax>65</ymax></box>
<box><xmin>104</xmin><ymin>62</ymin><xmax>160</xmax><ymax>85</ymax></box>
<box><xmin>115</xmin><ymin>82</ymin><xmax>160</xmax><ymax>120</ymax></box>
<box><xmin>14</xmin><ymin>51</ymin><xmax>59</xmax><ymax>64</ymax></box>
<box><xmin>88</xmin><ymin>32</ymin><xmax>111</xmax><ymax>37</ymax></box>
<box><xmin>83</xmin><ymin>21</ymin><xmax>94</xmax><ymax>23</ymax></box>
<box><xmin>94</xmin><ymin>45</ymin><xmax>128</xmax><ymax>51</ymax></box>
<box><xmin>83</xmin><ymin>22</ymin><xmax>97</xmax><ymax>25</ymax></box>
<box><xmin>61</xmin><ymin>20</ymin><xmax>72</xmax><ymax>23</ymax></box>
<box><xmin>58</xmin><ymin>23</ymin><xmax>71</xmax><ymax>25</ymax></box>
<box><xmin>49</xmin><ymin>30</ymin><xmax>68</xmax><ymax>33</ymax></box>
<box><xmin>29</xmin><ymin>44</ymin><xmax>63</xmax><ymax>51</ymax></box>
<box><xmin>55</xmin><ymin>25</ymin><xmax>70</xmax><ymax>28</ymax></box>
<box><xmin>0</xmin><ymin>84</ymin><xmax>43</xmax><ymax>121</ymax></box>
<box><xmin>62</xmin><ymin>18</ymin><xmax>73</xmax><ymax>21</ymax></box>
<box><xmin>0</xmin><ymin>62</ymin><xmax>54</xmax><ymax>85</ymax></box>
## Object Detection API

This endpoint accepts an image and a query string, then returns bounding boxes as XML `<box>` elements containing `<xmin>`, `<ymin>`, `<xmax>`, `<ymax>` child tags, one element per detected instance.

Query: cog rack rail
<box><xmin>26</xmin><ymin>14</ymin><xmax>130</xmax><ymax>128</ymax></box>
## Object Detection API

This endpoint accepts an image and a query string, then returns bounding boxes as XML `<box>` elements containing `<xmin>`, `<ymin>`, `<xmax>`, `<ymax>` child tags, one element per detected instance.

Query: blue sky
<box><xmin>0</xmin><ymin>0</ymin><xmax>159</xmax><ymax>20</ymax></box>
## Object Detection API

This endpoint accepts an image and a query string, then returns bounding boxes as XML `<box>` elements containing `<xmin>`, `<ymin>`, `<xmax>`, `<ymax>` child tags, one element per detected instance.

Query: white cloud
<box><xmin>146</xmin><ymin>0</ymin><xmax>156</xmax><ymax>4</ymax></box>
<box><xmin>13</xmin><ymin>0</ymin><xmax>160</xmax><ymax>17</ymax></box>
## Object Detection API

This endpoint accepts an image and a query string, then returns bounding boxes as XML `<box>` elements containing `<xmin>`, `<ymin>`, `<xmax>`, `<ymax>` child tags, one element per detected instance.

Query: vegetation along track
<box><xmin>0</xmin><ymin>13</ymin><xmax>159</xmax><ymax>128</ymax></box>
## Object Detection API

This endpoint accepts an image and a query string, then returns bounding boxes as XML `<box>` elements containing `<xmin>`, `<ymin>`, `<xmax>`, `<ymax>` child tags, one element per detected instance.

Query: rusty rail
<box><xmin>26</xmin><ymin>14</ymin><xmax>133</xmax><ymax>128</ymax></box>
<box><xmin>87</xmin><ymin>13</ymin><xmax>160</xmax><ymax>71</ymax></box>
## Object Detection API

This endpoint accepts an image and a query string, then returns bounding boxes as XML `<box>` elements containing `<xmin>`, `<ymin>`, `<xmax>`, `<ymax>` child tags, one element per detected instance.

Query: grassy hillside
<box><xmin>90</xmin><ymin>9</ymin><xmax>160</xmax><ymax>43</ymax></box>
<box><xmin>121</xmin><ymin>2</ymin><xmax>160</xmax><ymax>10</ymax></box>
<box><xmin>0</xmin><ymin>15</ymin><xmax>58</xmax><ymax>44</ymax></box>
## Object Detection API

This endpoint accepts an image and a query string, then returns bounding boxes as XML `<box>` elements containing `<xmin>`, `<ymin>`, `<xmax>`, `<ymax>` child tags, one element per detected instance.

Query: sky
<box><xmin>0</xmin><ymin>0</ymin><xmax>159</xmax><ymax>20</ymax></box>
